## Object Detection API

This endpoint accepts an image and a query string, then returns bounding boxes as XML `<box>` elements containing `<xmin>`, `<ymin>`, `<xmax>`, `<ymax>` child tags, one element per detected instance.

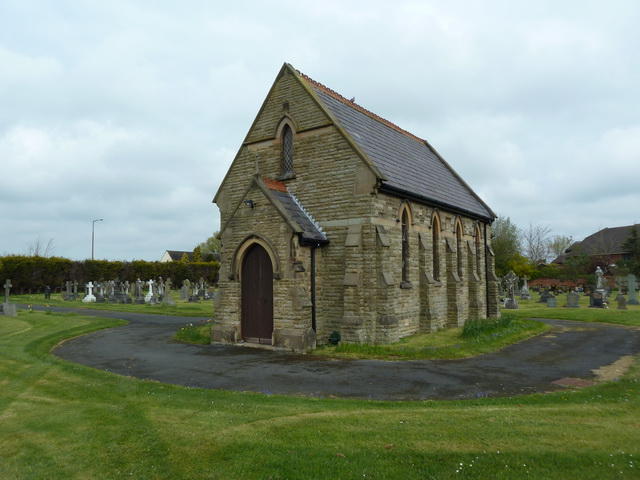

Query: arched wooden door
<box><xmin>241</xmin><ymin>243</ymin><xmax>274</xmax><ymax>344</ymax></box>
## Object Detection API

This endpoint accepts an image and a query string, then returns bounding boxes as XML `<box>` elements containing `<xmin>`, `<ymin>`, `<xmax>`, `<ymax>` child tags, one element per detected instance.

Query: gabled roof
<box><xmin>297</xmin><ymin>67</ymin><xmax>496</xmax><ymax>221</ymax></box>
<box><xmin>220</xmin><ymin>175</ymin><xmax>328</xmax><ymax>247</ymax></box>
<box><xmin>264</xmin><ymin>179</ymin><xmax>328</xmax><ymax>246</ymax></box>
<box><xmin>566</xmin><ymin>224</ymin><xmax>639</xmax><ymax>257</ymax></box>
<box><xmin>164</xmin><ymin>250</ymin><xmax>194</xmax><ymax>261</ymax></box>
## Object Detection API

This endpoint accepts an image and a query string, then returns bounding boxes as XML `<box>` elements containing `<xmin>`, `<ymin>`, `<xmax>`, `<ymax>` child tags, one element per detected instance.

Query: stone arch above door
<box><xmin>231</xmin><ymin>234</ymin><xmax>283</xmax><ymax>281</ymax></box>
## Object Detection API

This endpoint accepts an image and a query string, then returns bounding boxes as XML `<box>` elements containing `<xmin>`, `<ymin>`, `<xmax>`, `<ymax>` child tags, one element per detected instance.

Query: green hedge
<box><xmin>0</xmin><ymin>256</ymin><xmax>220</xmax><ymax>294</ymax></box>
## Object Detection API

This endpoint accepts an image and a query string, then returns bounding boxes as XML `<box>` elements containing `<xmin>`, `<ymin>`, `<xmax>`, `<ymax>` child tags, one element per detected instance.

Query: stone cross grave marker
<box><xmin>83</xmin><ymin>282</ymin><xmax>96</xmax><ymax>303</ymax></box>
<box><xmin>503</xmin><ymin>271</ymin><xmax>519</xmax><ymax>309</ymax></box>
<box><xmin>4</xmin><ymin>279</ymin><xmax>11</xmax><ymax>303</ymax></box>
<box><xmin>519</xmin><ymin>274</ymin><xmax>532</xmax><ymax>300</ymax></box>
<box><xmin>145</xmin><ymin>279</ymin><xmax>154</xmax><ymax>303</ymax></box>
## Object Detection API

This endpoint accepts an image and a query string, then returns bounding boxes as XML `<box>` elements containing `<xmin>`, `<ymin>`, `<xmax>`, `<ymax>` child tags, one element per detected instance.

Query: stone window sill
<box><xmin>276</xmin><ymin>172</ymin><xmax>296</xmax><ymax>181</ymax></box>
<box><xmin>400</xmin><ymin>281</ymin><xmax>413</xmax><ymax>289</ymax></box>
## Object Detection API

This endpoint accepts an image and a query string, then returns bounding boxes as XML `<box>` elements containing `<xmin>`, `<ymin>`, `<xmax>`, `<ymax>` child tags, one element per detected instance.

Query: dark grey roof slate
<box><xmin>306</xmin><ymin>80</ymin><xmax>494</xmax><ymax>220</ymax></box>
<box><xmin>268</xmin><ymin>187</ymin><xmax>328</xmax><ymax>245</ymax></box>
<box><xmin>568</xmin><ymin>225</ymin><xmax>639</xmax><ymax>256</ymax></box>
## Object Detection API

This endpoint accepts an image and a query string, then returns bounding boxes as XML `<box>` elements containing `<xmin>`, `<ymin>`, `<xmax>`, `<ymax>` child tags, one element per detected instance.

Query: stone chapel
<box><xmin>212</xmin><ymin>63</ymin><xmax>500</xmax><ymax>352</ymax></box>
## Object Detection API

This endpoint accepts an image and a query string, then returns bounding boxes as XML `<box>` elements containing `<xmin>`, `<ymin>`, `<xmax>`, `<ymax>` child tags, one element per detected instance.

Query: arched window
<box><xmin>475</xmin><ymin>225</ymin><xmax>483</xmax><ymax>279</ymax></box>
<box><xmin>456</xmin><ymin>222</ymin><xmax>463</xmax><ymax>278</ymax></box>
<box><xmin>432</xmin><ymin>214</ymin><xmax>440</xmax><ymax>281</ymax></box>
<box><xmin>282</xmin><ymin>124</ymin><xmax>293</xmax><ymax>175</ymax></box>
<box><xmin>401</xmin><ymin>209</ymin><xmax>409</xmax><ymax>282</ymax></box>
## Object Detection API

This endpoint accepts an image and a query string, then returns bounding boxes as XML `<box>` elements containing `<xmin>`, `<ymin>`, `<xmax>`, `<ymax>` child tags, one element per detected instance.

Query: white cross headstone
<box><xmin>145</xmin><ymin>279</ymin><xmax>154</xmax><ymax>303</ymax></box>
<box><xmin>83</xmin><ymin>281</ymin><xmax>96</xmax><ymax>303</ymax></box>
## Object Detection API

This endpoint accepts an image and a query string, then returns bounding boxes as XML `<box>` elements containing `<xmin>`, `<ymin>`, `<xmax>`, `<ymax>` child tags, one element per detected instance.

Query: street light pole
<box><xmin>92</xmin><ymin>218</ymin><xmax>103</xmax><ymax>260</ymax></box>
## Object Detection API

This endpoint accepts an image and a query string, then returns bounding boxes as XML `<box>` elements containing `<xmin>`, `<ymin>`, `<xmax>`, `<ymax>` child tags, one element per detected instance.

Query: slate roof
<box><xmin>299</xmin><ymin>70</ymin><xmax>496</xmax><ymax>221</ymax></box>
<box><xmin>164</xmin><ymin>250</ymin><xmax>194</xmax><ymax>261</ymax></box>
<box><xmin>566</xmin><ymin>225</ymin><xmax>639</xmax><ymax>257</ymax></box>
<box><xmin>263</xmin><ymin>178</ymin><xmax>328</xmax><ymax>246</ymax></box>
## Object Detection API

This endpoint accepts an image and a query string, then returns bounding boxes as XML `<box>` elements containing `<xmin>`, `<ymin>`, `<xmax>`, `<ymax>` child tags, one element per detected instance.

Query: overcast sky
<box><xmin>1</xmin><ymin>0</ymin><xmax>639</xmax><ymax>261</ymax></box>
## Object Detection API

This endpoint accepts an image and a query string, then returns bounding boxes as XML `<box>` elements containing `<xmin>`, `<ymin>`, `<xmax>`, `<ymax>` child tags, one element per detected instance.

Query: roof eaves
<box><xmin>379</xmin><ymin>183</ymin><xmax>494</xmax><ymax>222</ymax></box>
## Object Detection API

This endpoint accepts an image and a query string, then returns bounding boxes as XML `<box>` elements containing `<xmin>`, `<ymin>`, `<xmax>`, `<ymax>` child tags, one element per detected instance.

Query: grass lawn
<box><xmin>12</xmin><ymin>293</ymin><xmax>214</xmax><ymax>317</ymax></box>
<box><xmin>506</xmin><ymin>291</ymin><xmax>640</xmax><ymax>326</ymax></box>
<box><xmin>1</xmin><ymin>304</ymin><xmax>639</xmax><ymax>478</ymax></box>
<box><xmin>312</xmin><ymin>316</ymin><xmax>550</xmax><ymax>360</ymax></box>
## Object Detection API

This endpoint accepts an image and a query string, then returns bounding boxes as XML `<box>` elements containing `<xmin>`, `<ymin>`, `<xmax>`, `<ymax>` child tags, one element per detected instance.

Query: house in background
<box><xmin>556</xmin><ymin>224</ymin><xmax>639</xmax><ymax>267</ymax></box>
<box><xmin>212</xmin><ymin>63</ymin><xmax>499</xmax><ymax>352</ymax></box>
<box><xmin>160</xmin><ymin>250</ymin><xmax>194</xmax><ymax>262</ymax></box>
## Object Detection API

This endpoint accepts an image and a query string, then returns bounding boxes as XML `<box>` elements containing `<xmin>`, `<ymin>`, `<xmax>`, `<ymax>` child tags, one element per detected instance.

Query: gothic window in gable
<box><xmin>282</xmin><ymin>124</ymin><xmax>294</xmax><ymax>175</ymax></box>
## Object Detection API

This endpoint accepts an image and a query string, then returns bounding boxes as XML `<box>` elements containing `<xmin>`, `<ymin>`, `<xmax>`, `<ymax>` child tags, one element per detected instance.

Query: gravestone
<box><xmin>107</xmin><ymin>280</ymin><xmax>118</xmax><ymax>303</ymax></box>
<box><xmin>546</xmin><ymin>294</ymin><xmax>557</xmax><ymax>307</ymax></box>
<box><xmin>589</xmin><ymin>290</ymin><xmax>605</xmax><ymax>308</ymax></box>
<box><xmin>180</xmin><ymin>279</ymin><xmax>190</xmax><ymax>301</ymax></box>
<box><xmin>503</xmin><ymin>271</ymin><xmax>519</xmax><ymax>309</ymax></box>
<box><xmin>197</xmin><ymin>277</ymin><xmax>206</xmax><ymax>300</ymax></box>
<box><xmin>2</xmin><ymin>279</ymin><xmax>17</xmax><ymax>316</ymax></box>
<box><xmin>82</xmin><ymin>281</ymin><xmax>96</xmax><ymax>303</ymax></box>
<box><xmin>617</xmin><ymin>295</ymin><xmax>628</xmax><ymax>310</ymax></box>
<box><xmin>566</xmin><ymin>291</ymin><xmax>580</xmax><ymax>308</ymax></box>
<box><xmin>95</xmin><ymin>282</ymin><xmax>106</xmax><ymax>303</ymax></box>
<box><xmin>3</xmin><ymin>279</ymin><xmax>11</xmax><ymax>303</ymax></box>
<box><xmin>121</xmin><ymin>281</ymin><xmax>132</xmax><ymax>304</ymax></box>
<box><xmin>519</xmin><ymin>274</ymin><xmax>532</xmax><ymax>300</ymax></box>
<box><xmin>538</xmin><ymin>289</ymin><xmax>553</xmax><ymax>304</ymax></box>
<box><xmin>162</xmin><ymin>278</ymin><xmax>176</xmax><ymax>306</ymax></box>
<box><xmin>627</xmin><ymin>274</ymin><xmax>639</xmax><ymax>305</ymax></box>
<box><xmin>157</xmin><ymin>277</ymin><xmax>165</xmax><ymax>300</ymax></box>
<box><xmin>144</xmin><ymin>279</ymin><xmax>158</xmax><ymax>305</ymax></box>
<box><xmin>134</xmin><ymin>278</ymin><xmax>145</xmax><ymax>304</ymax></box>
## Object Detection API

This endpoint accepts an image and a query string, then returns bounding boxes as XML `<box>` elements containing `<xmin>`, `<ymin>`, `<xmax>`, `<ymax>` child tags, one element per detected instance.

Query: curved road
<box><xmin>47</xmin><ymin>305</ymin><xmax>640</xmax><ymax>401</ymax></box>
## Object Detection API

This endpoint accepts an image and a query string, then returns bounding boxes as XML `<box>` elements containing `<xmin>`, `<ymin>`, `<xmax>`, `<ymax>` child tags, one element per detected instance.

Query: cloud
<box><xmin>1</xmin><ymin>0</ymin><xmax>639</xmax><ymax>259</ymax></box>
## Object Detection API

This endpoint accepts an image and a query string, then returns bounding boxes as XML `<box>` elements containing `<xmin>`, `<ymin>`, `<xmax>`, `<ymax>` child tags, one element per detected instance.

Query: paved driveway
<box><xmin>48</xmin><ymin>306</ymin><xmax>640</xmax><ymax>401</ymax></box>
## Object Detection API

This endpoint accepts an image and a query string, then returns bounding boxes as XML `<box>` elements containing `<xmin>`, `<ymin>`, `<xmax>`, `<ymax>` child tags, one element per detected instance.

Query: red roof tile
<box><xmin>263</xmin><ymin>178</ymin><xmax>288</xmax><ymax>192</ymax></box>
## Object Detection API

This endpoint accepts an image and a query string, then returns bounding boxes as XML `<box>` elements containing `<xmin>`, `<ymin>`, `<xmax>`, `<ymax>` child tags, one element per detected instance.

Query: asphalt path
<box><xmin>43</xmin><ymin>305</ymin><xmax>640</xmax><ymax>401</ymax></box>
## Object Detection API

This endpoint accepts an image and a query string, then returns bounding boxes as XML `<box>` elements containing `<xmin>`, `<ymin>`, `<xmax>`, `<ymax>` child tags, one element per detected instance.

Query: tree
<box><xmin>192</xmin><ymin>245</ymin><xmax>203</xmax><ymax>262</ymax></box>
<box><xmin>508</xmin><ymin>252</ymin><xmax>536</xmax><ymax>279</ymax></box>
<box><xmin>491</xmin><ymin>215</ymin><xmax>521</xmax><ymax>277</ymax></box>
<box><xmin>25</xmin><ymin>237</ymin><xmax>55</xmax><ymax>257</ymax></box>
<box><xmin>548</xmin><ymin>235</ymin><xmax>573</xmax><ymax>261</ymax></box>
<box><xmin>197</xmin><ymin>232</ymin><xmax>221</xmax><ymax>261</ymax></box>
<box><xmin>521</xmin><ymin>223</ymin><xmax>552</xmax><ymax>263</ymax></box>
<box><xmin>620</xmin><ymin>225</ymin><xmax>640</xmax><ymax>276</ymax></box>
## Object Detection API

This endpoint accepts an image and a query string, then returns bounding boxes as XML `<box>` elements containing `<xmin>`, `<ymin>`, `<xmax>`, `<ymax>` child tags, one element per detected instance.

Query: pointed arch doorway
<box><xmin>241</xmin><ymin>243</ymin><xmax>274</xmax><ymax>345</ymax></box>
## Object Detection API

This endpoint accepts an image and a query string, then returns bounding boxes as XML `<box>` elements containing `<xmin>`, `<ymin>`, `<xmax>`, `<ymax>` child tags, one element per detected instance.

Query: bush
<box><xmin>328</xmin><ymin>331</ymin><xmax>341</xmax><ymax>345</ymax></box>
<box><xmin>0</xmin><ymin>256</ymin><xmax>220</xmax><ymax>293</ymax></box>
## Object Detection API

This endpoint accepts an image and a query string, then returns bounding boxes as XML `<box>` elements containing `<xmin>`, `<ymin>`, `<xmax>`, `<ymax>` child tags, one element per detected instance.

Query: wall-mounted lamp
<box><xmin>244</xmin><ymin>199</ymin><xmax>256</xmax><ymax>209</ymax></box>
